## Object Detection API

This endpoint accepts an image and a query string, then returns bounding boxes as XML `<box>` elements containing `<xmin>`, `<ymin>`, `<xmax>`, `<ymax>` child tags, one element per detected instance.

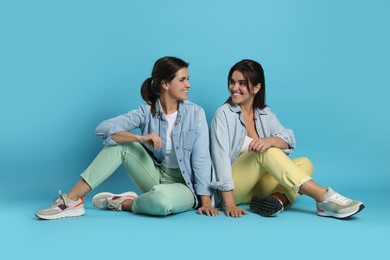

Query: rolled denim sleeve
<box><xmin>210</xmin><ymin>113</ymin><xmax>235</xmax><ymax>192</ymax></box>
<box><xmin>192</xmin><ymin>108</ymin><xmax>213</xmax><ymax>196</ymax></box>
<box><xmin>266</xmin><ymin>108</ymin><xmax>296</xmax><ymax>155</ymax></box>
<box><xmin>95</xmin><ymin>104</ymin><xmax>147</xmax><ymax>146</ymax></box>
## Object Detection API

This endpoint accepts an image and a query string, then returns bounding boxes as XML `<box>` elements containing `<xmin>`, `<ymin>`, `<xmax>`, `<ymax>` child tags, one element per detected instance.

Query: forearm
<box><xmin>111</xmin><ymin>131</ymin><xmax>141</xmax><ymax>144</ymax></box>
<box><xmin>200</xmin><ymin>195</ymin><xmax>212</xmax><ymax>207</ymax></box>
<box><xmin>268</xmin><ymin>136</ymin><xmax>289</xmax><ymax>149</ymax></box>
<box><xmin>221</xmin><ymin>190</ymin><xmax>236</xmax><ymax>207</ymax></box>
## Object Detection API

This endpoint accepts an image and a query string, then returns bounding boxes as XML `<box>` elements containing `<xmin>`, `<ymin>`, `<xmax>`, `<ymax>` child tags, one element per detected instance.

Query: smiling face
<box><xmin>162</xmin><ymin>67</ymin><xmax>191</xmax><ymax>102</ymax></box>
<box><xmin>229</xmin><ymin>70</ymin><xmax>260</xmax><ymax>108</ymax></box>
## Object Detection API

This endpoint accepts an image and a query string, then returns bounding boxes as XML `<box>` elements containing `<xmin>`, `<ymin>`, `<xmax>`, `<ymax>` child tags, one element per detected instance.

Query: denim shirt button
<box><xmin>179</xmin><ymin>159</ymin><xmax>182</xmax><ymax>162</ymax></box>
<box><xmin>176</xmin><ymin>146</ymin><xmax>179</xmax><ymax>149</ymax></box>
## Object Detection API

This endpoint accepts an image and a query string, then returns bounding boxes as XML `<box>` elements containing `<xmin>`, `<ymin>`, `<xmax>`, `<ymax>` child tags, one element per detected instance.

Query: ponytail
<box><xmin>140</xmin><ymin>77</ymin><xmax>159</xmax><ymax>116</ymax></box>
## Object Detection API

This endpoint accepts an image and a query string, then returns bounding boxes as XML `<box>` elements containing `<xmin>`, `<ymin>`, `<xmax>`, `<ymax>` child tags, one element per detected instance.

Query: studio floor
<box><xmin>2</xmin><ymin>184</ymin><xmax>388</xmax><ymax>260</ymax></box>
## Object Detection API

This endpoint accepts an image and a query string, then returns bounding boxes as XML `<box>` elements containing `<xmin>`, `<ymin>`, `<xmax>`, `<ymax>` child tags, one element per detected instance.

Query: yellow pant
<box><xmin>232</xmin><ymin>148</ymin><xmax>313</xmax><ymax>206</ymax></box>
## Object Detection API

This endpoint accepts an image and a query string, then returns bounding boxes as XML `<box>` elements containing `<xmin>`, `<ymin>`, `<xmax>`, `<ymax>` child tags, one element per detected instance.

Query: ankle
<box><xmin>67</xmin><ymin>194</ymin><xmax>80</xmax><ymax>202</ymax></box>
<box><xmin>121</xmin><ymin>198</ymin><xmax>135</xmax><ymax>211</ymax></box>
<box><xmin>317</xmin><ymin>188</ymin><xmax>330</xmax><ymax>203</ymax></box>
<box><xmin>272</xmin><ymin>192</ymin><xmax>289</xmax><ymax>207</ymax></box>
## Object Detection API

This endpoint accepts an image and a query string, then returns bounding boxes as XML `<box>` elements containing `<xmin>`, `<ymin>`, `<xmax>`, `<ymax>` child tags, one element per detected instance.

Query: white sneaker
<box><xmin>92</xmin><ymin>191</ymin><xmax>138</xmax><ymax>211</ymax></box>
<box><xmin>36</xmin><ymin>191</ymin><xmax>85</xmax><ymax>220</ymax></box>
<box><xmin>316</xmin><ymin>188</ymin><xmax>365</xmax><ymax>219</ymax></box>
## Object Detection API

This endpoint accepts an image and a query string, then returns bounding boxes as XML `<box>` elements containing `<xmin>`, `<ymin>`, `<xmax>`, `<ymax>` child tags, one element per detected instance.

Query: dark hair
<box><xmin>226</xmin><ymin>59</ymin><xmax>266</xmax><ymax>109</ymax></box>
<box><xmin>140</xmin><ymin>56</ymin><xmax>189</xmax><ymax>116</ymax></box>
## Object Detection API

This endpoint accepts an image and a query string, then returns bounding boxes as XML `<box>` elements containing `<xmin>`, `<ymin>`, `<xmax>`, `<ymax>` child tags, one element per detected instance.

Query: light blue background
<box><xmin>1</xmin><ymin>0</ymin><xmax>389</xmax><ymax>259</ymax></box>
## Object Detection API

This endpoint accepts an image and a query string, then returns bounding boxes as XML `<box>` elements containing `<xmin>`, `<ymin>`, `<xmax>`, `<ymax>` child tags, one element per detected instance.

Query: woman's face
<box><xmin>163</xmin><ymin>67</ymin><xmax>191</xmax><ymax>101</ymax></box>
<box><xmin>229</xmin><ymin>70</ymin><xmax>260</xmax><ymax>107</ymax></box>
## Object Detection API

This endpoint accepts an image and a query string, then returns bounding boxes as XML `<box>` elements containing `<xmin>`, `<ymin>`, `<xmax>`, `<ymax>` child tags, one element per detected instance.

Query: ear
<box><xmin>253</xmin><ymin>83</ymin><xmax>261</xmax><ymax>94</ymax></box>
<box><xmin>161</xmin><ymin>80</ymin><xmax>169</xmax><ymax>90</ymax></box>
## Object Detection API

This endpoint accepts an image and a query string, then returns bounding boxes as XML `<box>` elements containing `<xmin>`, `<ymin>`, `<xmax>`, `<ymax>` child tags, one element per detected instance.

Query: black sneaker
<box><xmin>250</xmin><ymin>195</ymin><xmax>284</xmax><ymax>217</ymax></box>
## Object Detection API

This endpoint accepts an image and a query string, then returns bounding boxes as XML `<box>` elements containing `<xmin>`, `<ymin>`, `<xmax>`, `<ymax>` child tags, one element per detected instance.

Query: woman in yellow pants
<box><xmin>210</xmin><ymin>59</ymin><xmax>364</xmax><ymax>219</ymax></box>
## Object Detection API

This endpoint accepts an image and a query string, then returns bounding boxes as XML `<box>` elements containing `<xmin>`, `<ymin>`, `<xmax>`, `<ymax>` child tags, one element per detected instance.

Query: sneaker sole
<box><xmin>92</xmin><ymin>191</ymin><xmax>138</xmax><ymax>209</ymax></box>
<box><xmin>35</xmin><ymin>208</ymin><xmax>85</xmax><ymax>220</ymax></box>
<box><xmin>317</xmin><ymin>203</ymin><xmax>365</xmax><ymax>219</ymax></box>
<box><xmin>250</xmin><ymin>195</ymin><xmax>284</xmax><ymax>217</ymax></box>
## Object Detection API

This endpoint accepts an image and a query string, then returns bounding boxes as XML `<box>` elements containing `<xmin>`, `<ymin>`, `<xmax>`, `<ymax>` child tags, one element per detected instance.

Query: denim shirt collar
<box><xmin>155</xmin><ymin>99</ymin><xmax>183</xmax><ymax>124</ymax></box>
<box><xmin>228</xmin><ymin>102</ymin><xmax>268</xmax><ymax>116</ymax></box>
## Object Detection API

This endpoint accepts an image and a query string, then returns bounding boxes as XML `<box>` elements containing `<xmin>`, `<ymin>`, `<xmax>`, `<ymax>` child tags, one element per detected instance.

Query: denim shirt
<box><xmin>95</xmin><ymin>100</ymin><xmax>213</xmax><ymax>208</ymax></box>
<box><xmin>210</xmin><ymin>103</ymin><xmax>296</xmax><ymax>192</ymax></box>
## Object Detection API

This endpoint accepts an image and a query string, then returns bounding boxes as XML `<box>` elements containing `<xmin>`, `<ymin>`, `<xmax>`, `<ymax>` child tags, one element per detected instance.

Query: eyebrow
<box><xmin>230</xmin><ymin>78</ymin><xmax>246</xmax><ymax>83</ymax></box>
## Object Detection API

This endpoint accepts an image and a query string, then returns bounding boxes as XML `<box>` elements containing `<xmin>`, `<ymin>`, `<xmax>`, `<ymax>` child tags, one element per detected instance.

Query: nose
<box><xmin>230</xmin><ymin>82</ymin><xmax>238</xmax><ymax>91</ymax></box>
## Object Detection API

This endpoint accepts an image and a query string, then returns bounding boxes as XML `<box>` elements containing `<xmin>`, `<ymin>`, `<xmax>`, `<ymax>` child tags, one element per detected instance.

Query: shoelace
<box><xmin>49</xmin><ymin>190</ymin><xmax>68</xmax><ymax>209</ymax></box>
<box><xmin>330</xmin><ymin>193</ymin><xmax>350</xmax><ymax>204</ymax></box>
<box><xmin>106</xmin><ymin>198</ymin><xmax>122</xmax><ymax>211</ymax></box>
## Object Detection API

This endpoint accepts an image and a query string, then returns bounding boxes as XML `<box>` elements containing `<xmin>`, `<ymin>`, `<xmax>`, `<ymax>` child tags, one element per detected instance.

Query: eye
<box><xmin>238</xmin><ymin>80</ymin><xmax>247</xmax><ymax>86</ymax></box>
<box><xmin>229</xmin><ymin>79</ymin><xmax>235</xmax><ymax>85</ymax></box>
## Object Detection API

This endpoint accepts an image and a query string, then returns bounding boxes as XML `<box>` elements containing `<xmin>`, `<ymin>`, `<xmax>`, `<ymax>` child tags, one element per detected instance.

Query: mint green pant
<box><xmin>80</xmin><ymin>143</ymin><xmax>195</xmax><ymax>215</ymax></box>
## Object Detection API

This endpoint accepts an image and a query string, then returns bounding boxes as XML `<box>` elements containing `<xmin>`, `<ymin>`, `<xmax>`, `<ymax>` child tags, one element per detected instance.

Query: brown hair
<box><xmin>226</xmin><ymin>59</ymin><xmax>266</xmax><ymax>109</ymax></box>
<box><xmin>140</xmin><ymin>56</ymin><xmax>189</xmax><ymax>116</ymax></box>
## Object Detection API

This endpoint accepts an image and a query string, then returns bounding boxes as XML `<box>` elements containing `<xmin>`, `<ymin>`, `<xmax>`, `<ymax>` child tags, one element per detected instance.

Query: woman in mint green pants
<box><xmin>36</xmin><ymin>56</ymin><xmax>218</xmax><ymax>220</ymax></box>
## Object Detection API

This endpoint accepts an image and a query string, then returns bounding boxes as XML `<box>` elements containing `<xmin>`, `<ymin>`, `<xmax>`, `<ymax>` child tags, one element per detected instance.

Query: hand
<box><xmin>248</xmin><ymin>137</ymin><xmax>273</xmax><ymax>153</ymax></box>
<box><xmin>197</xmin><ymin>206</ymin><xmax>219</xmax><ymax>216</ymax></box>
<box><xmin>224</xmin><ymin>205</ymin><xmax>247</xmax><ymax>218</ymax></box>
<box><xmin>139</xmin><ymin>133</ymin><xmax>162</xmax><ymax>150</ymax></box>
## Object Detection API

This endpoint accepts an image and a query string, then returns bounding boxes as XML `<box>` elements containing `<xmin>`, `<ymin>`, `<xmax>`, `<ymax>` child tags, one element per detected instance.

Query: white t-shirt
<box><xmin>240</xmin><ymin>136</ymin><xmax>253</xmax><ymax>154</ymax></box>
<box><xmin>163</xmin><ymin>111</ymin><xmax>179</xmax><ymax>168</ymax></box>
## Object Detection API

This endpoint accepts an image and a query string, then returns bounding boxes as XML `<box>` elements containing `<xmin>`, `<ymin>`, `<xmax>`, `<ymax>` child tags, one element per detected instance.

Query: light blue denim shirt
<box><xmin>210</xmin><ymin>103</ymin><xmax>296</xmax><ymax>192</ymax></box>
<box><xmin>95</xmin><ymin>100</ymin><xmax>213</xmax><ymax>208</ymax></box>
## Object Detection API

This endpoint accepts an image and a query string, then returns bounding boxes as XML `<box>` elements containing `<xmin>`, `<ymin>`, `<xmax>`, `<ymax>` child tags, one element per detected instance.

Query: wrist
<box><xmin>200</xmin><ymin>195</ymin><xmax>211</xmax><ymax>207</ymax></box>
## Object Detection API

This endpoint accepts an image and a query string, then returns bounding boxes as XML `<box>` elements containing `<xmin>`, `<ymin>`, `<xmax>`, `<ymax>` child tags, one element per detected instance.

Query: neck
<box><xmin>239</xmin><ymin>103</ymin><xmax>254</xmax><ymax>117</ymax></box>
<box><xmin>159</xmin><ymin>96</ymin><xmax>179</xmax><ymax>115</ymax></box>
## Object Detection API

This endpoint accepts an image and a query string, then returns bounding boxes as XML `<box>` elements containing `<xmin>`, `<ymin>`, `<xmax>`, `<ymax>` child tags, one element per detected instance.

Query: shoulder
<box><xmin>258</xmin><ymin>105</ymin><xmax>270</xmax><ymax>113</ymax></box>
<box><xmin>137</xmin><ymin>102</ymin><xmax>151</xmax><ymax>110</ymax></box>
<box><xmin>181</xmin><ymin>100</ymin><xmax>205</xmax><ymax>113</ymax></box>
<box><xmin>257</xmin><ymin>105</ymin><xmax>275</xmax><ymax>116</ymax></box>
<box><xmin>214</xmin><ymin>103</ymin><xmax>235</xmax><ymax>117</ymax></box>
<box><xmin>123</xmin><ymin>102</ymin><xmax>151</xmax><ymax>120</ymax></box>
<box><xmin>134</xmin><ymin>102</ymin><xmax>151</xmax><ymax>114</ymax></box>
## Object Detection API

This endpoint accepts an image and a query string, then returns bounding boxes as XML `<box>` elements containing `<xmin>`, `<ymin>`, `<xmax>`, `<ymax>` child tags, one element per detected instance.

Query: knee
<box><xmin>298</xmin><ymin>157</ymin><xmax>314</xmax><ymax>176</ymax></box>
<box><xmin>134</xmin><ymin>185</ymin><xmax>174</xmax><ymax>216</ymax></box>
<box><xmin>265</xmin><ymin>147</ymin><xmax>282</xmax><ymax>154</ymax></box>
<box><xmin>261</xmin><ymin>147</ymin><xmax>285</xmax><ymax>158</ymax></box>
<box><xmin>120</xmin><ymin>142</ymin><xmax>142</xmax><ymax>151</ymax></box>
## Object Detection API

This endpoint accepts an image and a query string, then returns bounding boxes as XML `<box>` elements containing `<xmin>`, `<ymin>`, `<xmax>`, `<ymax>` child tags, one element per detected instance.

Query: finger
<box><xmin>155</xmin><ymin>136</ymin><xmax>162</xmax><ymax>149</ymax></box>
<box><xmin>225</xmin><ymin>210</ymin><xmax>232</xmax><ymax>217</ymax></box>
<box><xmin>197</xmin><ymin>208</ymin><xmax>203</xmax><ymax>215</ymax></box>
<box><xmin>155</xmin><ymin>136</ymin><xmax>160</xmax><ymax>148</ymax></box>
